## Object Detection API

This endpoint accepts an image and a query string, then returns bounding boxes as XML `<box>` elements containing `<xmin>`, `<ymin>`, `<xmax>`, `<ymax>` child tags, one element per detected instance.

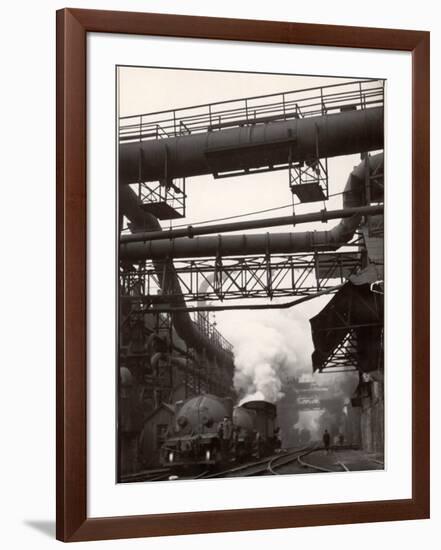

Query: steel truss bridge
<box><xmin>120</xmin><ymin>245</ymin><xmax>363</xmax><ymax>305</ymax></box>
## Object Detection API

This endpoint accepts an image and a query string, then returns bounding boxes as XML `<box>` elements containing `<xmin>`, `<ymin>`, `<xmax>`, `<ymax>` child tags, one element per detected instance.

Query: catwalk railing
<box><xmin>119</xmin><ymin>79</ymin><xmax>384</xmax><ymax>143</ymax></box>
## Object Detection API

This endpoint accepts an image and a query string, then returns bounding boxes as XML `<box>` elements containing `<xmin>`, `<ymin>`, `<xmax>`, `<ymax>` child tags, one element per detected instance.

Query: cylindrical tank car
<box><xmin>160</xmin><ymin>394</ymin><xmax>280</xmax><ymax>470</ymax></box>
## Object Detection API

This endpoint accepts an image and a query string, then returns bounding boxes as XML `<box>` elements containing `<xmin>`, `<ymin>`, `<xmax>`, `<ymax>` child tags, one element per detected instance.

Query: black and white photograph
<box><xmin>0</xmin><ymin>0</ymin><xmax>436</xmax><ymax>546</ymax></box>
<box><xmin>117</xmin><ymin>67</ymin><xmax>385</xmax><ymax>483</ymax></box>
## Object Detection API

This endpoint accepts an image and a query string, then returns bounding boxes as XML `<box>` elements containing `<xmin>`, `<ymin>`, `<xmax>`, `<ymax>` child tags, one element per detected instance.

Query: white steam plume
<box><xmin>217</xmin><ymin>295</ymin><xmax>358</xmax><ymax>407</ymax></box>
<box><xmin>219</xmin><ymin>301</ymin><xmax>327</xmax><ymax>404</ymax></box>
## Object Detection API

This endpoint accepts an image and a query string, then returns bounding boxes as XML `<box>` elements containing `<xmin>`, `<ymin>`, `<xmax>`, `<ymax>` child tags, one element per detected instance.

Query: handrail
<box><xmin>119</xmin><ymin>79</ymin><xmax>384</xmax><ymax>143</ymax></box>
<box><xmin>120</xmin><ymin>78</ymin><xmax>382</xmax><ymax>119</ymax></box>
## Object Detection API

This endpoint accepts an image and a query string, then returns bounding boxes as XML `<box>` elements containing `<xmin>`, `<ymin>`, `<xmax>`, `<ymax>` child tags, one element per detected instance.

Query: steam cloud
<box><xmin>218</xmin><ymin>297</ymin><xmax>357</xmax><ymax>405</ymax></box>
<box><xmin>215</xmin><ymin>298</ymin><xmax>359</xmax><ymax>446</ymax></box>
<box><xmin>219</xmin><ymin>301</ymin><xmax>325</xmax><ymax>404</ymax></box>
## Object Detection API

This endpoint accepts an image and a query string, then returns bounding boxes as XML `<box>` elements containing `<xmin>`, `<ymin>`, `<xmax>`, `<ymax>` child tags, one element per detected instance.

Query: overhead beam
<box><xmin>124</xmin><ymin>284</ymin><xmax>344</xmax><ymax>313</ymax></box>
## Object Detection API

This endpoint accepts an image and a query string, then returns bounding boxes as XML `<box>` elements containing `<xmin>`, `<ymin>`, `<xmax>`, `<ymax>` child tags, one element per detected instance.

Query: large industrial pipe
<box><xmin>120</xmin><ymin>205</ymin><xmax>383</xmax><ymax>245</ymax></box>
<box><xmin>120</xmin><ymin>185</ymin><xmax>234</xmax><ymax>369</ymax></box>
<box><xmin>120</xmin><ymin>153</ymin><xmax>384</xmax><ymax>262</ymax></box>
<box><xmin>119</xmin><ymin>107</ymin><xmax>383</xmax><ymax>184</ymax></box>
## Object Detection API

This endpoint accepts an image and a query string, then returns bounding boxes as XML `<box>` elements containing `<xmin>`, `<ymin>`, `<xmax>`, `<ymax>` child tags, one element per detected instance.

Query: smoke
<box><xmin>217</xmin><ymin>296</ymin><xmax>358</xmax><ymax>407</ymax></box>
<box><xmin>295</xmin><ymin>409</ymin><xmax>322</xmax><ymax>435</ymax></box>
<box><xmin>234</xmin><ymin>311</ymin><xmax>310</xmax><ymax>403</ymax></box>
<box><xmin>219</xmin><ymin>302</ymin><xmax>323</xmax><ymax>404</ymax></box>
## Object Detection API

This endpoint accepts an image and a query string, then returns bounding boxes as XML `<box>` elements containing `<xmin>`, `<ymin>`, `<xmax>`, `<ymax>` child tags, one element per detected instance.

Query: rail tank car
<box><xmin>160</xmin><ymin>394</ymin><xmax>233</xmax><ymax>469</ymax></box>
<box><xmin>160</xmin><ymin>394</ymin><xmax>280</xmax><ymax>470</ymax></box>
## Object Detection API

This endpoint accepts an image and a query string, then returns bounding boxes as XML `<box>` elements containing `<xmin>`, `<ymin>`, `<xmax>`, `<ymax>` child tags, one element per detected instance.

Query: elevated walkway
<box><xmin>120</xmin><ymin>79</ymin><xmax>384</xmax><ymax>142</ymax></box>
<box><xmin>119</xmin><ymin>79</ymin><xmax>384</xmax><ymax>220</ymax></box>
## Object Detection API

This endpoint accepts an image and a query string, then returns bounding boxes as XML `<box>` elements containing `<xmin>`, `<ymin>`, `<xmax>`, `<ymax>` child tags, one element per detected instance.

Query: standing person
<box><xmin>218</xmin><ymin>416</ymin><xmax>233</xmax><ymax>458</ymax></box>
<box><xmin>323</xmin><ymin>429</ymin><xmax>331</xmax><ymax>454</ymax></box>
<box><xmin>254</xmin><ymin>431</ymin><xmax>263</xmax><ymax>459</ymax></box>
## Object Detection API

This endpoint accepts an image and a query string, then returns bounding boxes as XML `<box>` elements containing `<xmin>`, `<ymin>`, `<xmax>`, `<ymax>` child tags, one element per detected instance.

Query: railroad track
<box><xmin>267</xmin><ymin>445</ymin><xmax>319</xmax><ymax>475</ymax></box>
<box><xmin>296</xmin><ymin>451</ymin><xmax>341</xmax><ymax>473</ymax></box>
<box><xmin>297</xmin><ymin>450</ymin><xmax>354</xmax><ymax>473</ymax></box>
<box><xmin>201</xmin><ymin>446</ymin><xmax>316</xmax><ymax>479</ymax></box>
<box><xmin>268</xmin><ymin>444</ymin><xmax>360</xmax><ymax>475</ymax></box>
<box><xmin>120</xmin><ymin>467</ymin><xmax>172</xmax><ymax>483</ymax></box>
<box><xmin>121</xmin><ymin>447</ymin><xmax>380</xmax><ymax>482</ymax></box>
<box><xmin>297</xmin><ymin>450</ymin><xmax>384</xmax><ymax>473</ymax></box>
<box><xmin>210</xmin><ymin>447</ymin><xmax>384</xmax><ymax>477</ymax></box>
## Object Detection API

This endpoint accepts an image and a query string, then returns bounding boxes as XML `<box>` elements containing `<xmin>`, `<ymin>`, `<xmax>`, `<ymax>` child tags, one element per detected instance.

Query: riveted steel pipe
<box><xmin>119</xmin><ymin>107</ymin><xmax>383</xmax><ymax>184</ymax></box>
<box><xmin>120</xmin><ymin>205</ymin><xmax>383</xmax><ymax>245</ymax></box>
<box><xmin>120</xmin><ymin>153</ymin><xmax>383</xmax><ymax>262</ymax></box>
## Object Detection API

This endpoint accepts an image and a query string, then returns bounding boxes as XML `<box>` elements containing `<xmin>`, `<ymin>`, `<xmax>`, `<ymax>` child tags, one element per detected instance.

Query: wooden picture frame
<box><xmin>56</xmin><ymin>8</ymin><xmax>430</xmax><ymax>542</ymax></box>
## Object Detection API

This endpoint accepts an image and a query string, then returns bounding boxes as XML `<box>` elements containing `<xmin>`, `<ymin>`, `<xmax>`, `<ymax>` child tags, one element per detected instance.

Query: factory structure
<box><xmin>117</xmin><ymin>78</ymin><xmax>384</xmax><ymax>479</ymax></box>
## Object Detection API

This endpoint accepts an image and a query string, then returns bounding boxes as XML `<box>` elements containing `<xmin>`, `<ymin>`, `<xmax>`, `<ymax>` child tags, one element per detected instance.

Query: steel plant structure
<box><xmin>118</xmin><ymin>79</ymin><xmax>384</xmax><ymax>475</ymax></box>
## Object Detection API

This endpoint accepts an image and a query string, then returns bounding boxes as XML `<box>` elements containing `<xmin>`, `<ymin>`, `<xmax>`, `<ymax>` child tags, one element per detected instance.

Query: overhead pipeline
<box><xmin>119</xmin><ymin>107</ymin><xmax>383</xmax><ymax>184</ymax></box>
<box><xmin>119</xmin><ymin>204</ymin><xmax>383</xmax><ymax>244</ymax></box>
<box><xmin>120</xmin><ymin>153</ymin><xmax>384</xmax><ymax>262</ymax></box>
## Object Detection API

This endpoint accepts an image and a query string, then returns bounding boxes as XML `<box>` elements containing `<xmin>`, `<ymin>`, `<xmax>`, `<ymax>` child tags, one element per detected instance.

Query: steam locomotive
<box><xmin>160</xmin><ymin>394</ymin><xmax>280</xmax><ymax>470</ymax></box>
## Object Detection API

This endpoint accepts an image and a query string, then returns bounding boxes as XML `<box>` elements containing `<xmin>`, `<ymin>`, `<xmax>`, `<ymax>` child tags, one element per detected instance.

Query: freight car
<box><xmin>160</xmin><ymin>394</ymin><xmax>280</xmax><ymax>470</ymax></box>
